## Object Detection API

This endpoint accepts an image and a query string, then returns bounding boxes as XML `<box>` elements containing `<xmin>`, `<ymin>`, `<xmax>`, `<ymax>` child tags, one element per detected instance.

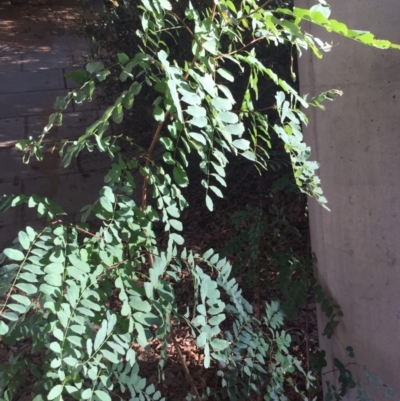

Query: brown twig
<box><xmin>211</xmin><ymin>3</ymin><xmax>217</xmax><ymax>20</ymax></box>
<box><xmin>171</xmin><ymin>11</ymin><xmax>194</xmax><ymax>36</ymax></box>
<box><xmin>237</xmin><ymin>0</ymin><xmax>274</xmax><ymax>20</ymax></box>
<box><xmin>215</xmin><ymin>34</ymin><xmax>269</xmax><ymax>60</ymax></box>
<box><xmin>140</xmin><ymin>47</ymin><xmax>197</xmax><ymax>268</ymax></box>
<box><xmin>232</xmin><ymin>105</ymin><xmax>276</xmax><ymax>114</ymax></box>
<box><xmin>171</xmin><ymin>329</ymin><xmax>203</xmax><ymax>401</ymax></box>
<box><xmin>322</xmin><ymin>362</ymin><xmax>356</xmax><ymax>377</ymax></box>
<box><xmin>141</xmin><ymin>117</ymin><xmax>169</xmax><ymax>212</ymax></box>
<box><xmin>74</xmin><ymin>225</ymin><xmax>103</xmax><ymax>240</ymax></box>
<box><xmin>140</xmin><ymin>119</ymin><xmax>168</xmax><ymax>269</ymax></box>
<box><xmin>305</xmin><ymin>224</ymin><xmax>311</xmax><ymax>399</ymax></box>
<box><xmin>140</xmin><ymin>2</ymin><xmax>216</xmax><ymax>265</ymax></box>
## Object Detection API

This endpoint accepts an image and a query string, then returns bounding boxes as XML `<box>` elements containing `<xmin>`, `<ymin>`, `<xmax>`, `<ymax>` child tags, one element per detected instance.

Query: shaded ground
<box><xmin>0</xmin><ymin>0</ymin><xmax>110</xmax><ymax>251</ymax></box>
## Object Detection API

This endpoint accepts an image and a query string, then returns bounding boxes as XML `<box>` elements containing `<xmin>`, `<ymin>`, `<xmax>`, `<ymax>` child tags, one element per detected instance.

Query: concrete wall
<box><xmin>296</xmin><ymin>0</ymin><xmax>400</xmax><ymax>397</ymax></box>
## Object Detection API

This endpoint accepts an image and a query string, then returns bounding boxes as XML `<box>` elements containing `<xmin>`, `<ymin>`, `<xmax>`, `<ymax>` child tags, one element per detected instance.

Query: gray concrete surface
<box><xmin>0</xmin><ymin>0</ymin><xmax>109</xmax><ymax>250</ymax></box>
<box><xmin>296</xmin><ymin>0</ymin><xmax>400</xmax><ymax>398</ymax></box>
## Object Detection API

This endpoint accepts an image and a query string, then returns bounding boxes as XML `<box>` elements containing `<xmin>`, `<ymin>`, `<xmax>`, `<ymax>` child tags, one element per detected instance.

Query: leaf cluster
<box><xmin>1</xmin><ymin>0</ymin><xmax>400</xmax><ymax>400</ymax></box>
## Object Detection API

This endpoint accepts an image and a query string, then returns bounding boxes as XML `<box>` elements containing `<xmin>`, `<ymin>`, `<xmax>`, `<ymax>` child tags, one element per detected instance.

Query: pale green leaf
<box><xmin>94</xmin><ymin>319</ymin><xmax>108</xmax><ymax>350</ymax></box>
<box><xmin>44</xmin><ymin>273</ymin><xmax>62</xmax><ymax>287</ymax></box>
<box><xmin>242</xmin><ymin>151</ymin><xmax>257</xmax><ymax>161</ymax></box>
<box><xmin>95</xmin><ymin>390</ymin><xmax>111</xmax><ymax>401</ymax></box>
<box><xmin>133</xmin><ymin>311</ymin><xmax>160</xmax><ymax>326</ymax></box>
<box><xmin>197</xmin><ymin>332</ymin><xmax>207</xmax><ymax>348</ymax></box>
<box><xmin>7</xmin><ymin>303</ymin><xmax>28</xmax><ymax>314</ymax></box>
<box><xmin>11</xmin><ymin>294</ymin><xmax>31</xmax><ymax>306</ymax></box>
<box><xmin>68</xmin><ymin>255</ymin><xmax>90</xmax><ymax>273</ymax></box>
<box><xmin>188</xmin><ymin>116</ymin><xmax>207</xmax><ymax>128</ymax></box>
<box><xmin>99</xmin><ymin>196</ymin><xmax>113</xmax><ymax>213</ymax></box>
<box><xmin>50</xmin><ymin>342</ymin><xmax>61</xmax><ymax>354</ymax></box>
<box><xmin>189</xmin><ymin>132</ymin><xmax>207</xmax><ymax>145</ymax></box>
<box><xmin>47</xmin><ymin>384</ymin><xmax>63</xmax><ymax>400</ymax></box>
<box><xmin>18</xmin><ymin>231</ymin><xmax>31</xmax><ymax>250</ymax></box>
<box><xmin>211</xmin><ymin>97</ymin><xmax>232</xmax><ymax>111</ymax></box>
<box><xmin>226</xmin><ymin>123</ymin><xmax>245</xmax><ymax>136</ymax></box>
<box><xmin>208</xmin><ymin>313</ymin><xmax>226</xmax><ymax>326</ymax></box>
<box><xmin>102</xmin><ymin>186</ymin><xmax>115</xmax><ymax>203</ymax></box>
<box><xmin>2</xmin><ymin>311</ymin><xmax>18</xmax><ymax>321</ymax></box>
<box><xmin>203</xmin><ymin>38</ymin><xmax>217</xmax><ymax>54</ymax></box>
<box><xmin>146</xmin><ymin>384</ymin><xmax>155</xmax><ymax>395</ymax></box>
<box><xmin>210</xmin><ymin>338</ymin><xmax>229</xmax><ymax>351</ymax></box>
<box><xmin>81</xmin><ymin>388</ymin><xmax>93</xmax><ymax>400</ymax></box>
<box><xmin>135</xmin><ymin>322</ymin><xmax>149</xmax><ymax>349</ymax></box>
<box><xmin>173</xmin><ymin>166</ymin><xmax>189</xmax><ymax>187</ymax></box>
<box><xmin>209</xmin><ymin>186</ymin><xmax>223</xmax><ymax>198</ymax></box>
<box><xmin>218</xmin><ymin>111</ymin><xmax>238</xmax><ymax>124</ymax></box>
<box><xmin>186</xmin><ymin>106</ymin><xmax>206</xmax><ymax>118</ymax></box>
<box><xmin>169</xmin><ymin>219</ymin><xmax>183</xmax><ymax>231</ymax></box>
<box><xmin>53</xmin><ymin>328</ymin><xmax>64</xmax><ymax>341</ymax></box>
<box><xmin>63</xmin><ymin>356</ymin><xmax>78</xmax><ymax>366</ymax></box>
<box><xmin>204</xmin><ymin>343</ymin><xmax>211</xmax><ymax>368</ymax></box>
<box><xmin>87</xmin><ymin>338</ymin><xmax>93</xmax><ymax>356</ymax></box>
<box><xmin>233</xmin><ymin>139</ymin><xmax>250</xmax><ymax>150</ymax></box>
<box><xmin>50</xmin><ymin>358</ymin><xmax>61</xmax><ymax>369</ymax></box>
<box><xmin>0</xmin><ymin>321</ymin><xmax>8</xmax><ymax>335</ymax></box>
<box><xmin>15</xmin><ymin>282</ymin><xmax>37</xmax><ymax>295</ymax></box>
<box><xmin>70</xmin><ymin>324</ymin><xmax>85</xmax><ymax>335</ymax></box>
<box><xmin>178</xmin><ymin>88</ymin><xmax>202</xmax><ymax>106</ymax></box>
<box><xmin>166</xmin><ymin>205</ymin><xmax>180</xmax><ymax>218</ymax></box>
<box><xmin>170</xmin><ymin>233</ymin><xmax>184</xmax><ymax>245</ymax></box>
<box><xmin>217</xmin><ymin>68</ymin><xmax>234</xmax><ymax>82</ymax></box>
<box><xmin>205</xmin><ymin>195</ymin><xmax>213</xmax><ymax>211</ymax></box>
<box><xmin>101</xmin><ymin>349</ymin><xmax>119</xmax><ymax>363</ymax></box>
<box><xmin>43</xmin><ymin>263</ymin><xmax>64</xmax><ymax>275</ymax></box>
<box><xmin>67</xmin><ymin>335</ymin><xmax>83</xmax><ymax>347</ymax></box>
<box><xmin>4</xmin><ymin>248</ymin><xmax>24</xmax><ymax>261</ymax></box>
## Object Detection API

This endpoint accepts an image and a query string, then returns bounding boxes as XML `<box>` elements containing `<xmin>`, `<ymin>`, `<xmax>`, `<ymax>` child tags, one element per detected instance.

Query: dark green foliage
<box><xmin>1</xmin><ymin>0</ymin><xmax>399</xmax><ymax>400</ymax></box>
<box><xmin>313</xmin><ymin>283</ymin><xmax>343</xmax><ymax>339</ymax></box>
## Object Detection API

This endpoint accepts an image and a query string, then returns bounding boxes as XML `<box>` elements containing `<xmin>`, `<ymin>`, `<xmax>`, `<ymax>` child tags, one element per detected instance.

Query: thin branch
<box><xmin>141</xmin><ymin>116</ymin><xmax>169</xmax><ymax>212</ymax></box>
<box><xmin>305</xmin><ymin>225</ymin><xmax>311</xmax><ymax>400</ymax></box>
<box><xmin>74</xmin><ymin>225</ymin><xmax>103</xmax><ymax>240</ymax></box>
<box><xmin>237</xmin><ymin>0</ymin><xmax>274</xmax><ymax>20</ymax></box>
<box><xmin>232</xmin><ymin>105</ymin><xmax>276</xmax><ymax>114</ymax></box>
<box><xmin>211</xmin><ymin>3</ymin><xmax>217</xmax><ymax>21</ymax></box>
<box><xmin>171</xmin><ymin>329</ymin><xmax>203</xmax><ymax>401</ymax></box>
<box><xmin>170</xmin><ymin>12</ymin><xmax>194</xmax><ymax>36</ymax></box>
<box><xmin>215</xmin><ymin>34</ymin><xmax>269</xmax><ymax>59</ymax></box>
<box><xmin>322</xmin><ymin>363</ymin><xmax>357</xmax><ymax>377</ymax></box>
